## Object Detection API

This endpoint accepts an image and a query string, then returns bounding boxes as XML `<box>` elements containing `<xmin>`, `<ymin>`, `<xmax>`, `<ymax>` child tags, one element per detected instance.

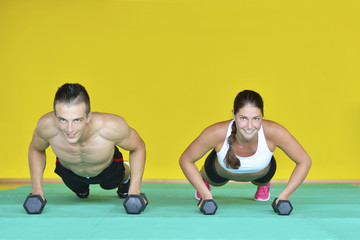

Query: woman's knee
<box><xmin>251</xmin><ymin>180</ymin><xmax>270</xmax><ymax>186</ymax></box>
<box><xmin>200</xmin><ymin>167</ymin><xmax>228</xmax><ymax>187</ymax></box>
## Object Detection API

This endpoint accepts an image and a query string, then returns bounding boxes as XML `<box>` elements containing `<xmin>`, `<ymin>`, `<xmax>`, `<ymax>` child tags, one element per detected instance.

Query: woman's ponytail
<box><xmin>224</xmin><ymin>122</ymin><xmax>240</xmax><ymax>169</ymax></box>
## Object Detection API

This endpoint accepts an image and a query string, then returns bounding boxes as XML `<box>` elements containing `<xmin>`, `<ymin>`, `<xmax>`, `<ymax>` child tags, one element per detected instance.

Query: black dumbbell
<box><xmin>23</xmin><ymin>194</ymin><xmax>47</xmax><ymax>214</ymax></box>
<box><xmin>123</xmin><ymin>193</ymin><xmax>148</xmax><ymax>214</ymax></box>
<box><xmin>197</xmin><ymin>199</ymin><xmax>218</xmax><ymax>215</ymax></box>
<box><xmin>271</xmin><ymin>198</ymin><xmax>293</xmax><ymax>215</ymax></box>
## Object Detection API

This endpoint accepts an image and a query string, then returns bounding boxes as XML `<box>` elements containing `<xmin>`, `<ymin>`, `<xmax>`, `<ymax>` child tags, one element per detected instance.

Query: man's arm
<box><xmin>117</xmin><ymin>127</ymin><xmax>146</xmax><ymax>195</ymax></box>
<box><xmin>28</xmin><ymin>128</ymin><xmax>50</xmax><ymax>199</ymax></box>
<box><xmin>104</xmin><ymin>114</ymin><xmax>146</xmax><ymax>195</ymax></box>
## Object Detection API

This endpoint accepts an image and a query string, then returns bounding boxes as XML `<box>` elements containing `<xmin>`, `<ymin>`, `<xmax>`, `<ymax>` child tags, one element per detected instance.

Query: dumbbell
<box><xmin>23</xmin><ymin>194</ymin><xmax>47</xmax><ymax>214</ymax></box>
<box><xmin>271</xmin><ymin>198</ymin><xmax>293</xmax><ymax>215</ymax></box>
<box><xmin>197</xmin><ymin>199</ymin><xmax>218</xmax><ymax>215</ymax></box>
<box><xmin>123</xmin><ymin>193</ymin><xmax>148</xmax><ymax>214</ymax></box>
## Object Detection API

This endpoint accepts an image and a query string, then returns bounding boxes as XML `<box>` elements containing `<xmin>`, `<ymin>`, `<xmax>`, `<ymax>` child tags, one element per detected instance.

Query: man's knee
<box><xmin>100</xmin><ymin>173</ymin><xmax>125</xmax><ymax>190</ymax></box>
<box><xmin>100</xmin><ymin>184</ymin><xmax>118</xmax><ymax>190</ymax></box>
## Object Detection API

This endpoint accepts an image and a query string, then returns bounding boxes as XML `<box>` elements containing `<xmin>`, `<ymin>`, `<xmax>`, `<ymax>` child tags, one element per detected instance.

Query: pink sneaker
<box><xmin>254</xmin><ymin>184</ymin><xmax>272</xmax><ymax>201</ymax></box>
<box><xmin>195</xmin><ymin>180</ymin><xmax>211</xmax><ymax>200</ymax></box>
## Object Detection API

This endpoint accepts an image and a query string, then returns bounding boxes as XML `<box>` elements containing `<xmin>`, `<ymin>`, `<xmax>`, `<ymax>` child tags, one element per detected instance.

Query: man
<box><xmin>28</xmin><ymin>83</ymin><xmax>146</xmax><ymax>202</ymax></box>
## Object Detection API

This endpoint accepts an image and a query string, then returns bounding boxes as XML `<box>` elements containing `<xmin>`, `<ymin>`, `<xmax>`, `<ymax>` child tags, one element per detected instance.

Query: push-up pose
<box><xmin>179</xmin><ymin>90</ymin><xmax>311</xmax><ymax>214</ymax></box>
<box><xmin>26</xmin><ymin>83</ymin><xmax>146</xmax><ymax>213</ymax></box>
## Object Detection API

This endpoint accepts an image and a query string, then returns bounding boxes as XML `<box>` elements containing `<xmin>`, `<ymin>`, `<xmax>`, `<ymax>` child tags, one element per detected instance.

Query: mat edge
<box><xmin>1</xmin><ymin>178</ymin><xmax>359</xmax><ymax>184</ymax></box>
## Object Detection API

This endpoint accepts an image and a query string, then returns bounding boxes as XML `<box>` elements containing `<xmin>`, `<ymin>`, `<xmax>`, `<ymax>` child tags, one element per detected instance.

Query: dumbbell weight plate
<box><xmin>23</xmin><ymin>194</ymin><xmax>47</xmax><ymax>214</ymax></box>
<box><xmin>277</xmin><ymin>200</ymin><xmax>293</xmax><ymax>215</ymax></box>
<box><xmin>198</xmin><ymin>199</ymin><xmax>218</xmax><ymax>215</ymax></box>
<box><xmin>271</xmin><ymin>198</ymin><xmax>293</xmax><ymax>215</ymax></box>
<box><xmin>123</xmin><ymin>193</ymin><xmax>148</xmax><ymax>214</ymax></box>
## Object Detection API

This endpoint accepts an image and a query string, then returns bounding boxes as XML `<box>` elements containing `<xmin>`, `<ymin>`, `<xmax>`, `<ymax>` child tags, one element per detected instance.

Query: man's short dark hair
<box><xmin>54</xmin><ymin>83</ymin><xmax>90</xmax><ymax>115</ymax></box>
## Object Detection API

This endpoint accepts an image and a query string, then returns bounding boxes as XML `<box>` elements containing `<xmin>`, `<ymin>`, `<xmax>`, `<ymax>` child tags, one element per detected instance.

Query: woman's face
<box><xmin>233</xmin><ymin>103</ymin><xmax>263</xmax><ymax>142</ymax></box>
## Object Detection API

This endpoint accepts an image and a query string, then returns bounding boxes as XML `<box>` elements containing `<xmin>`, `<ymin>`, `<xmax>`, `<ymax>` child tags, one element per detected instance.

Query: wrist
<box><xmin>201</xmin><ymin>192</ymin><xmax>213</xmax><ymax>200</ymax></box>
<box><xmin>278</xmin><ymin>193</ymin><xmax>290</xmax><ymax>200</ymax></box>
<box><xmin>128</xmin><ymin>185</ymin><xmax>141</xmax><ymax>195</ymax></box>
<box><xmin>31</xmin><ymin>187</ymin><xmax>43</xmax><ymax>196</ymax></box>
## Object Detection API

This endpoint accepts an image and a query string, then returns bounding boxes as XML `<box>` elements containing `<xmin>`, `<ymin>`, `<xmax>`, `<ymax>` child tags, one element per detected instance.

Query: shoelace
<box><xmin>258</xmin><ymin>184</ymin><xmax>273</xmax><ymax>193</ymax></box>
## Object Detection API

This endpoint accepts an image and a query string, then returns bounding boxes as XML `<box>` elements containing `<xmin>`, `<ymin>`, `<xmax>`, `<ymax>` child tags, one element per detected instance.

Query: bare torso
<box><xmin>50</xmin><ymin>135</ymin><xmax>116</xmax><ymax>177</ymax></box>
<box><xmin>40</xmin><ymin>112</ymin><xmax>127</xmax><ymax>177</ymax></box>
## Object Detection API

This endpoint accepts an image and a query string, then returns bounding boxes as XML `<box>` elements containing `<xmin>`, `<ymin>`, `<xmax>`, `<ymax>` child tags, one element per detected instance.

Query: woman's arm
<box><xmin>179</xmin><ymin>122</ymin><xmax>227</xmax><ymax>200</ymax></box>
<box><xmin>265</xmin><ymin>121</ymin><xmax>312</xmax><ymax>200</ymax></box>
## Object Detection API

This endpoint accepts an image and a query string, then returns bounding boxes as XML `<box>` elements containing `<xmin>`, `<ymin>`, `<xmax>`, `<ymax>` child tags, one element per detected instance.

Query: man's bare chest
<box><xmin>49</xmin><ymin>137</ymin><xmax>115</xmax><ymax>165</ymax></box>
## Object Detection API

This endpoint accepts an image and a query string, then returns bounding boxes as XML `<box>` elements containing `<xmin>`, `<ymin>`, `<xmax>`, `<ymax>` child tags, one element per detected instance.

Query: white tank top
<box><xmin>216</xmin><ymin>120</ymin><xmax>273</xmax><ymax>173</ymax></box>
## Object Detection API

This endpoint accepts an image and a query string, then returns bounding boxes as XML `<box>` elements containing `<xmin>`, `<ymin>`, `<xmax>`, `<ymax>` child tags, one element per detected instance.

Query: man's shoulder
<box><xmin>36</xmin><ymin>112</ymin><xmax>58</xmax><ymax>139</ymax></box>
<box><xmin>92</xmin><ymin>112</ymin><xmax>127</xmax><ymax>127</ymax></box>
<box><xmin>37</xmin><ymin>112</ymin><xmax>56</xmax><ymax>127</ymax></box>
<box><xmin>92</xmin><ymin>112</ymin><xmax>130</xmax><ymax>139</ymax></box>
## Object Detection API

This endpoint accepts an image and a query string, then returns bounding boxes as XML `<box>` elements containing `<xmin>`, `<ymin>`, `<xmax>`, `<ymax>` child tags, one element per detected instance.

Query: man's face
<box><xmin>54</xmin><ymin>102</ymin><xmax>91</xmax><ymax>144</ymax></box>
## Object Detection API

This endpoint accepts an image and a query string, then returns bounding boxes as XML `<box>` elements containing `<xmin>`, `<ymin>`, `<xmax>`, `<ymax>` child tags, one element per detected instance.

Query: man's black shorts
<box><xmin>54</xmin><ymin>146</ymin><xmax>126</xmax><ymax>194</ymax></box>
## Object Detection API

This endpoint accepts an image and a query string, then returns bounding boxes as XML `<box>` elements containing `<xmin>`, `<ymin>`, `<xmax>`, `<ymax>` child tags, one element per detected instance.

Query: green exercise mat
<box><xmin>0</xmin><ymin>183</ymin><xmax>359</xmax><ymax>239</ymax></box>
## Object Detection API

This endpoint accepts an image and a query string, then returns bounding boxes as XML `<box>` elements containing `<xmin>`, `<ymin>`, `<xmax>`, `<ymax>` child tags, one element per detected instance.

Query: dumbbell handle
<box><xmin>29</xmin><ymin>193</ymin><xmax>47</xmax><ymax>203</ymax></box>
<box><xmin>197</xmin><ymin>198</ymin><xmax>213</xmax><ymax>208</ymax></box>
<box><xmin>271</xmin><ymin>197</ymin><xmax>278</xmax><ymax>212</ymax></box>
<box><xmin>127</xmin><ymin>193</ymin><xmax>148</xmax><ymax>205</ymax></box>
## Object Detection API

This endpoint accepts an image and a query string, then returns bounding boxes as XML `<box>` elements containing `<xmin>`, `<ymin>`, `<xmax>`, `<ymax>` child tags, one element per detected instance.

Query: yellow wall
<box><xmin>1</xmin><ymin>0</ymin><xmax>359</xmax><ymax>180</ymax></box>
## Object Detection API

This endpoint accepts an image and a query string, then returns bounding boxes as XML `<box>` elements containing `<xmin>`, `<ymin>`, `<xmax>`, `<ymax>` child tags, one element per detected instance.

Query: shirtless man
<box><xmin>28</xmin><ymin>83</ymin><xmax>146</xmax><ymax>204</ymax></box>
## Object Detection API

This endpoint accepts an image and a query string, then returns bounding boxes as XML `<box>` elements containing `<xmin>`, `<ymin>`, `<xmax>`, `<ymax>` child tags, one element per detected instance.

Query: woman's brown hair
<box><xmin>224</xmin><ymin>90</ymin><xmax>264</xmax><ymax>169</ymax></box>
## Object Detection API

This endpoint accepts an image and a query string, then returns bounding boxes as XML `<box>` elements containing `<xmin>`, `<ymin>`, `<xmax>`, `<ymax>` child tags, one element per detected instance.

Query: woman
<box><xmin>179</xmin><ymin>90</ymin><xmax>311</xmax><ymax>210</ymax></box>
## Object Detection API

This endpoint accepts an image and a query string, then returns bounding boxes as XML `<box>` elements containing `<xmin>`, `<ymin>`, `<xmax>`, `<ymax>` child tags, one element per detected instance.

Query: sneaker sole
<box><xmin>195</xmin><ymin>191</ymin><xmax>201</xmax><ymax>201</ymax></box>
<box><xmin>195</xmin><ymin>180</ymin><xmax>211</xmax><ymax>201</ymax></box>
<box><xmin>254</xmin><ymin>193</ymin><xmax>270</xmax><ymax>202</ymax></box>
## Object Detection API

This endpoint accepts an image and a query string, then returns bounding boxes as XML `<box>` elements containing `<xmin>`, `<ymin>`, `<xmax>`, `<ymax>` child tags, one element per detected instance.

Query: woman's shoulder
<box><xmin>263</xmin><ymin>119</ymin><xmax>283</xmax><ymax>134</ymax></box>
<box><xmin>262</xmin><ymin>119</ymin><xmax>287</xmax><ymax>131</ymax></box>
<box><xmin>201</xmin><ymin>120</ymin><xmax>232</xmax><ymax>140</ymax></box>
<box><xmin>262</xmin><ymin>119</ymin><xmax>291</xmax><ymax>143</ymax></box>
<box><xmin>193</xmin><ymin>120</ymin><xmax>231</xmax><ymax>149</ymax></box>
<box><xmin>207</xmin><ymin>120</ymin><xmax>232</xmax><ymax>132</ymax></box>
